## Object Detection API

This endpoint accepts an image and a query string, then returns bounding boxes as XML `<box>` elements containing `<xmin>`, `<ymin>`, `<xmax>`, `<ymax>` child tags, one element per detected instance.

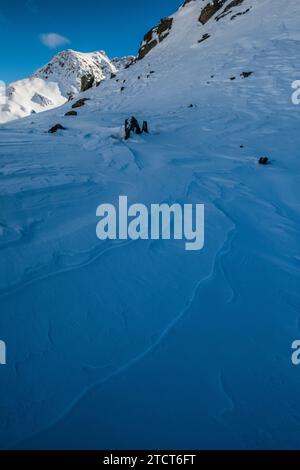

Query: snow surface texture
<box><xmin>0</xmin><ymin>50</ymin><xmax>134</xmax><ymax>123</ymax></box>
<box><xmin>0</xmin><ymin>0</ymin><xmax>300</xmax><ymax>450</ymax></box>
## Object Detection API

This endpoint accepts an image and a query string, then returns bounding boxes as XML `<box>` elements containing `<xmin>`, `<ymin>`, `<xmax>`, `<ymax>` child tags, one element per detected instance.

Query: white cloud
<box><xmin>40</xmin><ymin>33</ymin><xmax>71</xmax><ymax>49</ymax></box>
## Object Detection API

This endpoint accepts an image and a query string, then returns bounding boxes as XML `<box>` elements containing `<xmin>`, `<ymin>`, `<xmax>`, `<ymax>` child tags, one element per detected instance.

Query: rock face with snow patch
<box><xmin>137</xmin><ymin>17</ymin><xmax>174</xmax><ymax>60</ymax></box>
<box><xmin>199</xmin><ymin>0</ymin><xmax>226</xmax><ymax>24</ymax></box>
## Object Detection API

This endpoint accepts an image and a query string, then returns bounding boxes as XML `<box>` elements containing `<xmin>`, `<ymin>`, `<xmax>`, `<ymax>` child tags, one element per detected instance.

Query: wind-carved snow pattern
<box><xmin>0</xmin><ymin>0</ymin><xmax>300</xmax><ymax>450</ymax></box>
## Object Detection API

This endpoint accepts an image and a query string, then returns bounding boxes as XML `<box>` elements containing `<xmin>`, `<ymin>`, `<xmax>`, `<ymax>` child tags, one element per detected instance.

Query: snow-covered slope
<box><xmin>0</xmin><ymin>50</ymin><xmax>134</xmax><ymax>123</ymax></box>
<box><xmin>1</xmin><ymin>0</ymin><xmax>300</xmax><ymax>450</ymax></box>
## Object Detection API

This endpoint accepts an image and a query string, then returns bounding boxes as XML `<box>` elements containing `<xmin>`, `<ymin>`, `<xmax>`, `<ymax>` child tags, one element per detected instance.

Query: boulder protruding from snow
<box><xmin>48</xmin><ymin>124</ymin><xmax>66</xmax><ymax>134</ymax></box>
<box><xmin>65</xmin><ymin>110</ymin><xmax>78</xmax><ymax>116</ymax></box>
<box><xmin>125</xmin><ymin>117</ymin><xmax>142</xmax><ymax>140</ymax></box>
<box><xmin>124</xmin><ymin>117</ymin><xmax>150</xmax><ymax>140</ymax></box>
<box><xmin>71</xmin><ymin>98</ymin><xmax>90</xmax><ymax>109</ymax></box>
<box><xmin>259</xmin><ymin>157</ymin><xmax>269</xmax><ymax>165</ymax></box>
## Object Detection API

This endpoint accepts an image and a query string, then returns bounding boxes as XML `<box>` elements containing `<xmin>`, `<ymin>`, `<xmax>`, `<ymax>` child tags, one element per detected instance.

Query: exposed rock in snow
<box><xmin>71</xmin><ymin>98</ymin><xmax>90</xmax><ymax>109</ymax></box>
<box><xmin>199</xmin><ymin>0</ymin><xmax>226</xmax><ymax>24</ymax></box>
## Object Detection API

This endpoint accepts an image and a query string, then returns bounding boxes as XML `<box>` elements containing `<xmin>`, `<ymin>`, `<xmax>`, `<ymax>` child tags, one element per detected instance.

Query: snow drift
<box><xmin>0</xmin><ymin>0</ymin><xmax>300</xmax><ymax>450</ymax></box>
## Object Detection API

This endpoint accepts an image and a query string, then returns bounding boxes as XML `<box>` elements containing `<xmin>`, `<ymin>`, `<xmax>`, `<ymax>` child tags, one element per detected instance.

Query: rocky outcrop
<box><xmin>80</xmin><ymin>74</ymin><xmax>95</xmax><ymax>92</ymax></box>
<box><xmin>48</xmin><ymin>124</ymin><xmax>66</xmax><ymax>133</ymax></box>
<box><xmin>199</xmin><ymin>1</ymin><xmax>226</xmax><ymax>24</ymax></box>
<box><xmin>137</xmin><ymin>17</ymin><xmax>173</xmax><ymax>60</ymax></box>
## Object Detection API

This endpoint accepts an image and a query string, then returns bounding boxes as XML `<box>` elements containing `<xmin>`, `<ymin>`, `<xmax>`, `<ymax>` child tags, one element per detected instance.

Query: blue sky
<box><xmin>0</xmin><ymin>0</ymin><xmax>183</xmax><ymax>84</ymax></box>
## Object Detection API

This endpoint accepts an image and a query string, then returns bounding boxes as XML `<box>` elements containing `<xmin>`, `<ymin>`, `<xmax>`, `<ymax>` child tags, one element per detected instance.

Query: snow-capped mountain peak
<box><xmin>33</xmin><ymin>49</ymin><xmax>132</xmax><ymax>98</ymax></box>
<box><xmin>0</xmin><ymin>49</ymin><xmax>135</xmax><ymax>123</ymax></box>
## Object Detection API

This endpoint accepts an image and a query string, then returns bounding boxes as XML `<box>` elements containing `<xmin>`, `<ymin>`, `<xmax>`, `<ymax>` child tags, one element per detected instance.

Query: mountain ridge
<box><xmin>0</xmin><ymin>49</ymin><xmax>134</xmax><ymax>123</ymax></box>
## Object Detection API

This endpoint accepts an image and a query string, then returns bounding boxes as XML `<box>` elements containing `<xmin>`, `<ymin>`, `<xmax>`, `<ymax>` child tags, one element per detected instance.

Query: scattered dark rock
<box><xmin>48</xmin><ymin>124</ymin><xmax>66</xmax><ymax>134</ymax></box>
<box><xmin>124</xmin><ymin>57</ymin><xmax>135</xmax><ymax>69</ymax></box>
<box><xmin>96</xmin><ymin>81</ymin><xmax>101</xmax><ymax>87</ymax></box>
<box><xmin>230</xmin><ymin>76</ymin><xmax>236</xmax><ymax>81</ymax></box>
<box><xmin>231</xmin><ymin>7</ymin><xmax>251</xmax><ymax>21</ymax></box>
<box><xmin>215</xmin><ymin>0</ymin><xmax>245</xmax><ymax>21</ymax></box>
<box><xmin>121</xmin><ymin>86</ymin><xmax>125</xmax><ymax>92</ymax></box>
<box><xmin>240</xmin><ymin>71</ymin><xmax>253</xmax><ymax>78</ymax></box>
<box><xmin>198</xmin><ymin>33</ymin><xmax>211</xmax><ymax>44</ymax></box>
<box><xmin>65</xmin><ymin>110</ymin><xmax>78</xmax><ymax>116</ymax></box>
<box><xmin>259</xmin><ymin>157</ymin><xmax>269</xmax><ymax>165</ymax></box>
<box><xmin>188</xmin><ymin>104</ymin><xmax>194</xmax><ymax>108</ymax></box>
<box><xmin>240</xmin><ymin>145</ymin><xmax>244</xmax><ymax>148</ymax></box>
<box><xmin>72</xmin><ymin>98</ymin><xmax>90</xmax><ymax>109</ymax></box>
<box><xmin>149</xmin><ymin>71</ymin><xmax>155</xmax><ymax>74</ymax></box>
<box><xmin>110</xmin><ymin>73</ymin><xmax>116</xmax><ymax>79</ymax></box>
<box><xmin>138</xmin><ymin>76</ymin><xmax>141</xmax><ymax>80</ymax></box>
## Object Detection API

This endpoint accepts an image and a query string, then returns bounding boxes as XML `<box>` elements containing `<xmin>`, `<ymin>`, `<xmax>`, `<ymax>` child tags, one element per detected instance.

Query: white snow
<box><xmin>0</xmin><ymin>0</ymin><xmax>300</xmax><ymax>450</ymax></box>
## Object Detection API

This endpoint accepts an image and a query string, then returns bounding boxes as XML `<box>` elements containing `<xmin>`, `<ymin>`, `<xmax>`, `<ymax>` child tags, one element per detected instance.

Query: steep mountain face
<box><xmin>0</xmin><ymin>50</ymin><xmax>134</xmax><ymax>123</ymax></box>
<box><xmin>1</xmin><ymin>0</ymin><xmax>300</xmax><ymax>451</ymax></box>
